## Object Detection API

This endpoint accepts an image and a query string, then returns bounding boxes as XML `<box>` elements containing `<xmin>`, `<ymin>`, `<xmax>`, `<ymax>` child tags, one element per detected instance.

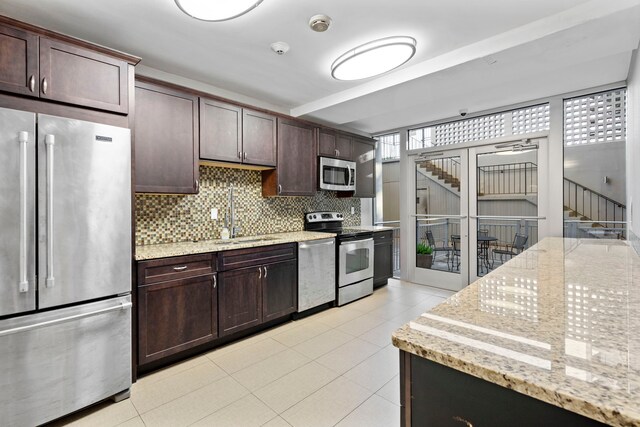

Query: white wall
<box><xmin>626</xmin><ymin>47</ymin><xmax>640</xmax><ymax>253</ymax></box>
<box><xmin>565</xmin><ymin>141</ymin><xmax>626</xmax><ymax>204</ymax></box>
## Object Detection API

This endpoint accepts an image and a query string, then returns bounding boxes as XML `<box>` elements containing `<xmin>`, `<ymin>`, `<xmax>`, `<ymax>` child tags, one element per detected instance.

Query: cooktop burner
<box><xmin>304</xmin><ymin>211</ymin><xmax>372</xmax><ymax>239</ymax></box>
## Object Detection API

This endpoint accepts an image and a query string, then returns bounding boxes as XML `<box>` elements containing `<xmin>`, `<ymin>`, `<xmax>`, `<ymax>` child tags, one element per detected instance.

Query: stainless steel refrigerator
<box><xmin>0</xmin><ymin>107</ymin><xmax>132</xmax><ymax>426</ymax></box>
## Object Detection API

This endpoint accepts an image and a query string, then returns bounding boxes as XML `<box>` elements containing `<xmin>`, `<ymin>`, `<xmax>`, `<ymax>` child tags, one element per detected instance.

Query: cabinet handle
<box><xmin>28</xmin><ymin>75</ymin><xmax>35</xmax><ymax>92</ymax></box>
<box><xmin>334</xmin><ymin>149</ymin><xmax>338</xmax><ymax>156</ymax></box>
<box><xmin>277</xmin><ymin>184</ymin><xmax>282</xmax><ymax>194</ymax></box>
<box><xmin>41</xmin><ymin>77</ymin><xmax>48</xmax><ymax>95</ymax></box>
<box><xmin>195</xmin><ymin>179</ymin><xmax>199</xmax><ymax>192</ymax></box>
<box><xmin>238</xmin><ymin>151</ymin><xmax>242</xmax><ymax>159</ymax></box>
<box><xmin>173</xmin><ymin>266</ymin><xmax>187</xmax><ymax>271</ymax></box>
<box><xmin>212</xmin><ymin>275</ymin><xmax>217</xmax><ymax>288</ymax></box>
<box><xmin>243</xmin><ymin>151</ymin><xmax>247</xmax><ymax>160</ymax></box>
<box><xmin>45</xmin><ymin>134</ymin><xmax>55</xmax><ymax>289</ymax></box>
<box><xmin>263</xmin><ymin>266</ymin><xmax>267</xmax><ymax>278</ymax></box>
<box><xmin>258</xmin><ymin>267</ymin><xmax>262</xmax><ymax>279</ymax></box>
<box><xmin>337</xmin><ymin>149</ymin><xmax>340</xmax><ymax>157</ymax></box>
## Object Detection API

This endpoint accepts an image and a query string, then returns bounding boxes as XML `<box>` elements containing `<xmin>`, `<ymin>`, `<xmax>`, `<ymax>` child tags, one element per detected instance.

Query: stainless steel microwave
<box><xmin>319</xmin><ymin>157</ymin><xmax>356</xmax><ymax>191</ymax></box>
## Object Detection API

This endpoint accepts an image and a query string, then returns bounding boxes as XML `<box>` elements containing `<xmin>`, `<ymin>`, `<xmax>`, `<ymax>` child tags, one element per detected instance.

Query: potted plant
<box><xmin>416</xmin><ymin>243</ymin><xmax>434</xmax><ymax>269</ymax></box>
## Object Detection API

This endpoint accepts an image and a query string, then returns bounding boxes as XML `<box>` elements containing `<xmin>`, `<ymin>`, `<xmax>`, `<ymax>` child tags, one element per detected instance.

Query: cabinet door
<box><xmin>138</xmin><ymin>274</ymin><xmax>217</xmax><ymax>365</ymax></box>
<box><xmin>275</xmin><ymin>118</ymin><xmax>317</xmax><ymax>196</ymax></box>
<box><xmin>39</xmin><ymin>38</ymin><xmax>128</xmax><ymax>113</ymax></box>
<box><xmin>242</xmin><ymin>109</ymin><xmax>276</xmax><ymax>166</ymax></box>
<box><xmin>318</xmin><ymin>128</ymin><xmax>337</xmax><ymax>157</ymax></box>
<box><xmin>219</xmin><ymin>266</ymin><xmax>262</xmax><ymax>336</ymax></box>
<box><xmin>335</xmin><ymin>134</ymin><xmax>353</xmax><ymax>160</ymax></box>
<box><xmin>262</xmin><ymin>260</ymin><xmax>297</xmax><ymax>323</ymax></box>
<box><xmin>200</xmin><ymin>98</ymin><xmax>242</xmax><ymax>163</ymax></box>
<box><xmin>134</xmin><ymin>81</ymin><xmax>199</xmax><ymax>194</ymax></box>
<box><xmin>0</xmin><ymin>24</ymin><xmax>39</xmax><ymax>97</ymax></box>
<box><xmin>374</xmin><ymin>241</ymin><xmax>393</xmax><ymax>286</ymax></box>
<box><xmin>352</xmin><ymin>138</ymin><xmax>376</xmax><ymax>198</ymax></box>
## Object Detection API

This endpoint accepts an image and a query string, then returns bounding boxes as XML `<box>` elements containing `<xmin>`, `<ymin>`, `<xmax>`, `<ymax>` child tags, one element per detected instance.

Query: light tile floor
<box><xmin>49</xmin><ymin>279</ymin><xmax>453</xmax><ymax>427</ymax></box>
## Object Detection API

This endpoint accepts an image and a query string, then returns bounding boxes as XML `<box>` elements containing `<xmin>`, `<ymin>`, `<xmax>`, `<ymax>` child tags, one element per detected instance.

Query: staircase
<box><xmin>417</xmin><ymin>159</ymin><xmax>460</xmax><ymax>192</ymax></box>
<box><xmin>563</xmin><ymin>178</ymin><xmax>626</xmax><ymax>240</ymax></box>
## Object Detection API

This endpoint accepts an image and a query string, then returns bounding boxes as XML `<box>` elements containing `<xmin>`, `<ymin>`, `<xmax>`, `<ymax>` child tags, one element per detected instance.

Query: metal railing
<box><xmin>477</xmin><ymin>162</ymin><xmax>537</xmax><ymax>196</ymax></box>
<box><xmin>419</xmin><ymin>158</ymin><xmax>460</xmax><ymax>183</ymax></box>
<box><xmin>563</xmin><ymin>178</ymin><xmax>626</xmax><ymax>239</ymax></box>
<box><xmin>375</xmin><ymin>221</ymin><xmax>400</xmax><ymax>277</ymax></box>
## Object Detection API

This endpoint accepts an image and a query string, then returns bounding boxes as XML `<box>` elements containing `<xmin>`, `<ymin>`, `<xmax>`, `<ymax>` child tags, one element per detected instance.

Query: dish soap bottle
<box><xmin>220</xmin><ymin>226</ymin><xmax>230</xmax><ymax>240</ymax></box>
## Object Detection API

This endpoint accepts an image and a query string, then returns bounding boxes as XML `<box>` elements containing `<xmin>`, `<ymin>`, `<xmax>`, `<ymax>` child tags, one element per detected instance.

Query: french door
<box><xmin>410</xmin><ymin>138</ymin><xmax>548</xmax><ymax>291</ymax></box>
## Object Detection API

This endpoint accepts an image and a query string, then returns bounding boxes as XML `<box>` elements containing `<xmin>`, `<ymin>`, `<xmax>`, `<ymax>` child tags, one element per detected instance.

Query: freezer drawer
<box><xmin>0</xmin><ymin>296</ymin><xmax>132</xmax><ymax>426</ymax></box>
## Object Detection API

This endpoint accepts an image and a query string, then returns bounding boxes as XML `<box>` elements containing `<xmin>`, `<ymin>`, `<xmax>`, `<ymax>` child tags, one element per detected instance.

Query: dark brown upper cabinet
<box><xmin>352</xmin><ymin>137</ymin><xmax>376</xmax><ymax>198</ymax></box>
<box><xmin>134</xmin><ymin>80</ymin><xmax>199</xmax><ymax>194</ymax></box>
<box><xmin>199</xmin><ymin>101</ymin><xmax>276</xmax><ymax>168</ymax></box>
<box><xmin>242</xmin><ymin>109</ymin><xmax>276</xmax><ymax>167</ymax></box>
<box><xmin>262</xmin><ymin>118</ymin><xmax>317</xmax><ymax>196</ymax></box>
<box><xmin>318</xmin><ymin>128</ymin><xmax>352</xmax><ymax>160</ymax></box>
<box><xmin>0</xmin><ymin>24</ymin><xmax>39</xmax><ymax>97</ymax></box>
<box><xmin>199</xmin><ymin>98</ymin><xmax>242</xmax><ymax>163</ymax></box>
<box><xmin>0</xmin><ymin>21</ymin><xmax>130</xmax><ymax>114</ymax></box>
<box><xmin>39</xmin><ymin>38</ymin><xmax>128</xmax><ymax>114</ymax></box>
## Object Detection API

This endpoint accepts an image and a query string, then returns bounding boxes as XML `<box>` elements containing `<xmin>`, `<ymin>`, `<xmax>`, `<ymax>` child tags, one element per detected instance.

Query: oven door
<box><xmin>319</xmin><ymin>157</ymin><xmax>356</xmax><ymax>191</ymax></box>
<box><xmin>338</xmin><ymin>237</ymin><xmax>374</xmax><ymax>287</ymax></box>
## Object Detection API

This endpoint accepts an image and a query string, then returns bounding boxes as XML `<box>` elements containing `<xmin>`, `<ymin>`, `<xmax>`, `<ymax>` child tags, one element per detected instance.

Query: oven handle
<box><xmin>340</xmin><ymin>237</ymin><xmax>373</xmax><ymax>248</ymax></box>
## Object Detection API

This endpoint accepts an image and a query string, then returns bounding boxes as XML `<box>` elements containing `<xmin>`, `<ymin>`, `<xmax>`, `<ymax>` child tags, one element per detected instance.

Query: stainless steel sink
<box><xmin>221</xmin><ymin>237</ymin><xmax>277</xmax><ymax>245</ymax></box>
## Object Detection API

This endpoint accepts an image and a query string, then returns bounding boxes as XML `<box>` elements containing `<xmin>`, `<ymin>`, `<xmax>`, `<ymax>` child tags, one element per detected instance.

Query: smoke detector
<box><xmin>270</xmin><ymin>41</ymin><xmax>290</xmax><ymax>55</ymax></box>
<box><xmin>309</xmin><ymin>14</ymin><xmax>332</xmax><ymax>32</ymax></box>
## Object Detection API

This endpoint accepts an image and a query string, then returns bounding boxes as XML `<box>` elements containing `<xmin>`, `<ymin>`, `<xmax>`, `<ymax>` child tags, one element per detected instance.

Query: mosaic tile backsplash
<box><xmin>135</xmin><ymin>165</ymin><xmax>361</xmax><ymax>246</ymax></box>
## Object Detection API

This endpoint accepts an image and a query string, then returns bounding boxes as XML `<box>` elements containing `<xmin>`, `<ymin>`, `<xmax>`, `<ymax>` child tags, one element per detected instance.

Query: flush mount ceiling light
<box><xmin>331</xmin><ymin>36</ymin><xmax>416</xmax><ymax>81</ymax></box>
<box><xmin>174</xmin><ymin>0</ymin><xmax>264</xmax><ymax>22</ymax></box>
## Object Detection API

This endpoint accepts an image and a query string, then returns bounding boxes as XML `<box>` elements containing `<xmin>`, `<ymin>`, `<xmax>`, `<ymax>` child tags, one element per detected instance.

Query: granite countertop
<box><xmin>135</xmin><ymin>231</ymin><xmax>336</xmax><ymax>261</ymax></box>
<box><xmin>392</xmin><ymin>237</ymin><xmax>640</xmax><ymax>426</ymax></box>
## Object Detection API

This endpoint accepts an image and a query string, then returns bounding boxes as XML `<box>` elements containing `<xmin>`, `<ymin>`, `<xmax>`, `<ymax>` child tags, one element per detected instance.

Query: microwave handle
<box><xmin>347</xmin><ymin>166</ymin><xmax>353</xmax><ymax>186</ymax></box>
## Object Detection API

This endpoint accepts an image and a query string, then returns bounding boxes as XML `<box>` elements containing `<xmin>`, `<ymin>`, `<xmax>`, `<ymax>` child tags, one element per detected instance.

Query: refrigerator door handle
<box><xmin>18</xmin><ymin>131</ymin><xmax>29</xmax><ymax>293</ymax></box>
<box><xmin>0</xmin><ymin>301</ymin><xmax>132</xmax><ymax>338</ymax></box>
<box><xmin>45</xmin><ymin>134</ymin><xmax>55</xmax><ymax>288</ymax></box>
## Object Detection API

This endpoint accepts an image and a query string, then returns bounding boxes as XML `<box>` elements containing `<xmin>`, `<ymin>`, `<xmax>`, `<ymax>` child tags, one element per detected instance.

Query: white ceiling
<box><xmin>1</xmin><ymin>0</ymin><xmax>639</xmax><ymax>134</ymax></box>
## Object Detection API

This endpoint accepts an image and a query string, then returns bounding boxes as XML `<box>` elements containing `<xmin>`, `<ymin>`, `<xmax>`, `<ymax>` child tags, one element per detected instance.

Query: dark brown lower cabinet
<box><xmin>218</xmin><ymin>266</ymin><xmax>262</xmax><ymax>336</ymax></box>
<box><xmin>138</xmin><ymin>273</ymin><xmax>217</xmax><ymax>365</ymax></box>
<box><xmin>262</xmin><ymin>260</ymin><xmax>297</xmax><ymax>322</ymax></box>
<box><xmin>374</xmin><ymin>230</ymin><xmax>393</xmax><ymax>287</ymax></box>
<box><xmin>401</xmin><ymin>351</ymin><xmax>607</xmax><ymax>427</ymax></box>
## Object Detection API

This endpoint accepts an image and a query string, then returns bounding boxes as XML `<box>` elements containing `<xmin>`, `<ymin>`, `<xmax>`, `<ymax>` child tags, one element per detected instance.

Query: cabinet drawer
<box><xmin>374</xmin><ymin>230</ymin><xmax>393</xmax><ymax>242</ymax></box>
<box><xmin>219</xmin><ymin>243</ymin><xmax>296</xmax><ymax>271</ymax></box>
<box><xmin>139</xmin><ymin>253</ymin><xmax>216</xmax><ymax>285</ymax></box>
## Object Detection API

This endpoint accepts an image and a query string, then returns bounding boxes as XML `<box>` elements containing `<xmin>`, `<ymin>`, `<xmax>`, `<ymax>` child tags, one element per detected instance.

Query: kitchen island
<box><xmin>392</xmin><ymin>237</ymin><xmax>640</xmax><ymax>426</ymax></box>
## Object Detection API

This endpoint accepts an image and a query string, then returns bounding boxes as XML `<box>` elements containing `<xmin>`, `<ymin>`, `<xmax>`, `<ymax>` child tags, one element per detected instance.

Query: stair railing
<box><xmin>477</xmin><ymin>162</ymin><xmax>537</xmax><ymax>196</ymax></box>
<box><xmin>423</xmin><ymin>158</ymin><xmax>460</xmax><ymax>181</ymax></box>
<box><xmin>563</xmin><ymin>178</ymin><xmax>626</xmax><ymax>238</ymax></box>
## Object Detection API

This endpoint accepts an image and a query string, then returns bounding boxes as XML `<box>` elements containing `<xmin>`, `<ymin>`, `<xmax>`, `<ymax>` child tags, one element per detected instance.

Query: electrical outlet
<box><xmin>351</xmin><ymin>206</ymin><xmax>355</xmax><ymax>214</ymax></box>
<box><xmin>211</xmin><ymin>208</ymin><xmax>218</xmax><ymax>220</ymax></box>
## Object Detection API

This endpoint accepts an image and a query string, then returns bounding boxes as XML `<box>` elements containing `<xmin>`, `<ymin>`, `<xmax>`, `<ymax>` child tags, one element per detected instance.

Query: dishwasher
<box><xmin>297</xmin><ymin>238</ymin><xmax>336</xmax><ymax>313</ymax></box>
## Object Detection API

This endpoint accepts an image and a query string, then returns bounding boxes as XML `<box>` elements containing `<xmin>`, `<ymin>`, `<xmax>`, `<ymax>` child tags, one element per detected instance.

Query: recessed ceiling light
<box><xmin>331</xmin><ymin>36</ymin><xmax>417</xmax><ymax>81</ymax></box>
<box><xmin>174</xmin><ymin>0</ymin><xmax>264</xmax><ymax>22</ymax></box>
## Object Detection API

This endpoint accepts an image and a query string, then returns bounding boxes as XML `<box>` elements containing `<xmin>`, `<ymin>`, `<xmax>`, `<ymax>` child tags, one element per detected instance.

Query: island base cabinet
<box><xmin>401</xmin><ymin>351</ymin><xmax>608</xmax><ymax>427</ymax></box>
<box><xmin>138</xmin><ymin>274</ymin><xmax>217</xmax><ymax>366</ymax></box>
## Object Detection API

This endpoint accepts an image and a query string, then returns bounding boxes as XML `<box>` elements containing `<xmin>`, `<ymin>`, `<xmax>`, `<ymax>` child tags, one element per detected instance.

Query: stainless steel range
<box><xmin>304</xmin><ymin>212</ymin><xmax>374</xmax><ymax>306</ymax></box>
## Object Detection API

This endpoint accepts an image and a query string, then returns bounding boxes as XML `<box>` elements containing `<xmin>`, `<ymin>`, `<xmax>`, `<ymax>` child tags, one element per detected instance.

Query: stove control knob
<box><xmin>338</xmin><ymin>214</ymin><xmax>342</xmax><ymax>218</ymax></box>
<box><xmin>313</xmin><ymin>215</ymin><xmax>317</xmax><ymax>219</ymax></box>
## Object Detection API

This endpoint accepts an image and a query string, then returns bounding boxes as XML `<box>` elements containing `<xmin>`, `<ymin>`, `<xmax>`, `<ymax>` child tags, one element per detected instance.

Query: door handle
<box><xmin>0</xmin><ymin>301</ymin><xmax>132</xmax><ymax>338</ymax></box>
<box><xmin>28</xmin><ymin>75</ymin><xmax>35</xmax><ymax>92</ymax></box>
<box><xmin>45</xmin><ymin>134</ymin><xmax>55</xmax><ymax>288</ymax></box>
<box><xmin>18</xmin><ymin>131</ymin><xmax>29</xmax><ymax>293</ymax></box>
<box><xmin>41</xmin><ymin>77</ymin><xmax>48</xmax><ymax>95</ymax></box>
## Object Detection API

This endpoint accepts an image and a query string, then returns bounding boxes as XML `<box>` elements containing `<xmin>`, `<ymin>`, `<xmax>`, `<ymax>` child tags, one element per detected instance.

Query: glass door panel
<box><xmin>413</xmin><ymin>151</ymin><xmax>468</xmax><ymax>291</ymax></box>
<box><xmin>470</xmin><ymin>140</ymin><xmax>546</xmax><ymax>282</ymax></box>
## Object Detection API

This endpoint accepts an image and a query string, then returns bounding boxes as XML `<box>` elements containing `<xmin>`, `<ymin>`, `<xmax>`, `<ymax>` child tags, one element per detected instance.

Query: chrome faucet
<box><xmin>227</xmin><ymin>184</ymin><xmax>241</xmax><ymax>238</ymax></box>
